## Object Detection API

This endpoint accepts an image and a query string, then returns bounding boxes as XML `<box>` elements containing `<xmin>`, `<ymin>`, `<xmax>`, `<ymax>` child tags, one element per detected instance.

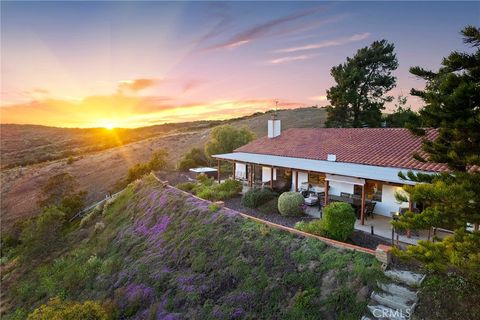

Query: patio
<box><xmin>304</xmin><ymin>206</ymin><xmax>429</xmax><ymax>245</ymax></box>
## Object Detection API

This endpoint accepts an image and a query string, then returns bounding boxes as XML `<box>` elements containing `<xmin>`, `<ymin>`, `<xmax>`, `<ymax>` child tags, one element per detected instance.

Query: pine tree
<box><xmin>325</xmin><ymin>40</ymin><xmax>398</xmax><ymax>128</ymax></box>
<box><xmin>393</xmin><ymin>26</ymin><xmax>480</xmax><ymax>281</ymax></box>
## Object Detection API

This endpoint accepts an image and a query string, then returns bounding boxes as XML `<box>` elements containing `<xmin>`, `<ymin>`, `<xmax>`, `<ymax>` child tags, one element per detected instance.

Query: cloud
<box><xmin>117</xmin><ymin>78</ymin><xmax>159</xmax><ymax>94</ymax></box>
<box><xmin>268</xmin><ymin>55</ymin><xmax>311</xmax><ymax>65</ymax></box>
<box><xmin>310</xmin><ymin>95</ymin><xmax>327</xmax><ymax>102</ymax></box>
<box><xmin>204</xmin><ymin>5</ymin><xmax>327</xmax><ymax>51</ymax></box>
<box><xmin>276</xmin><ymin>32</ymin><xmax>370</xmax><ymax>53</ymax></box>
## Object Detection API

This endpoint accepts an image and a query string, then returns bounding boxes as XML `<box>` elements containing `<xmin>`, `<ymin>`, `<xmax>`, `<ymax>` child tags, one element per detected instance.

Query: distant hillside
<box><xmin>0</xmin><ymin>107</ymin><xmax>326</xmax><ymax>229</ymax></box>
<box><xmin>0</xmin><ymin>107</ymin><xmax>326</xmax><ymax>169</ymax></box>
<box><xmin>2</xmin><ymin>175</ymin><xmax>380</xmax><ymax>319</ymax></box>
<box><xmin>226</xmin><ymin>107</ymin><xmax>327</xmax><ymax>137</ymax></box>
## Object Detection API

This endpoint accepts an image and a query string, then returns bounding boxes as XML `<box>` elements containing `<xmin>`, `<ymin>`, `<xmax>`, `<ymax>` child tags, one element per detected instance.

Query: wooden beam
<box><xmin>360</xmin><ymin>184</ymin><xmax>366</xmax><ymax>225</ymax></box>
<box><xmin>270</xmin><ymin>166</ymin><xmax>274</xmax><ymax>189</ymax></box>
<box><xmin>217</xmin><ymin>159</ymin><xmax>221</xmax><ymax>183</ymax></box>
<box><xmin>232</xmin><ymin>162</ymin><xmax>236</xmax><ymax>180</ymax></box>
<box><xmin>295</xmin><ymin>171</ymin><xmax>298</xmax><ymax>192</ymax></box>
<box><xmin>324</xmin><ymin>180</ymin><xmax>329</xmax><ymax>205</ymax></box>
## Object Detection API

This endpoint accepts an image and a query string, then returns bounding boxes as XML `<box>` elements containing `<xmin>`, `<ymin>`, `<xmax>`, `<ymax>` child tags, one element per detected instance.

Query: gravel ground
<box><xmin>223</xmin><ymin>197</ymin><xmax>316</xmax><ymax>228</ymax></box>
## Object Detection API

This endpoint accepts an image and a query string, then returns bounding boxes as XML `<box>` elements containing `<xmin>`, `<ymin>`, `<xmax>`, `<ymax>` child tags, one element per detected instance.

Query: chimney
<box><xmin>267</xmin><ymin>114</ymin><xmax>281</xmax><ymax>138</ymax></box>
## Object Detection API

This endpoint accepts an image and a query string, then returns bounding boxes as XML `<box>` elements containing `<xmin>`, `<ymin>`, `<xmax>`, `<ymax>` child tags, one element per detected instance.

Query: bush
<box><xmin>192</xmin><ymin>178</ymin><xmax>242</xmax><ymax>201</ymax></box>
<box><xmin>258</xmin><ymin>198</ymin><xmax>280</xmax><ymax>214</ymax></box>
<box><xmin>277</xmin><ymin>192</ymin><xmax>305</xmax><ymax>216</ymax></box>
<box><xmin>322</xmin><ymin>202</ymin><xmax>355</xmax><ymax>241</ymax></box>
<box><xmin>176</xmin><ymin>182</ymin><xmax>196</xmax><ymax>192</ymax></box>
<box><xmin>27</xmin><ymin>297</ymin><xmax>108</xmax><ymax>320</ymax></box>
<box><xmin>177</xmin><ymin>148</ymin><xmax>209</xmax><ymax>171</ymax></box>
<box><xmin>294</xmin><ymin>219</ymin><xmax>326</xmax><ymax>236</ymax></box>
<box><xmin>20</xmin><ymin>207</ymin><xmax>66</xmax><ymax>260</ymax></box>
<box><xmin>127</xmin><ymin>163</ymin><xmax>150</xmax><ymax>183</ymax></box>
<box><xmin>241</xmin><ymin>188</ymin><xmax>277</xmax><ymax>208</ymax></box>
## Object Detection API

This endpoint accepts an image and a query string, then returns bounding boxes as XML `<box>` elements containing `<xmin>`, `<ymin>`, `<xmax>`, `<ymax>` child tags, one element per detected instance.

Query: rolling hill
<box><xmin>0</xmin><ymin>107</ymin><xmax>326</xmax><ymax>230</ymax></box>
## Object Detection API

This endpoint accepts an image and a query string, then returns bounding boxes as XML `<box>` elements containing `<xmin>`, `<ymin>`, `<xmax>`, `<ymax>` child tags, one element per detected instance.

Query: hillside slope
<box><xmin>3</xmin><ymin>175</ymin><xmax>381</xmax><ymax>319</ymax></box>
<box><xmin>1</xmin><ymin>107</ymin><xmax>326</xmax><ymax>229</ymax></box>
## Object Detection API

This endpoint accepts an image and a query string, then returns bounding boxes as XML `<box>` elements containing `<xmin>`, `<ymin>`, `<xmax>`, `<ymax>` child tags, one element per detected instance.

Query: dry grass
<box><xmin>1</xmin><ymin>107</ymin><xmax>326</xmax><ymax>231</ymax></box>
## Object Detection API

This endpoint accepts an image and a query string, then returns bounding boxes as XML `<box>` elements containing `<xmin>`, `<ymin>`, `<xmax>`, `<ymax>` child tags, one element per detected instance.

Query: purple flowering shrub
<box><xmin>9</xmin><ymin>175</ymin><xmax>382</xmax><ymax>319</ymax></box>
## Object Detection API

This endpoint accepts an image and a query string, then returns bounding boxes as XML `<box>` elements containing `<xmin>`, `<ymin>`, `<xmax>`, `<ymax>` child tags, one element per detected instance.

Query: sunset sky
<box><xmin>1</xmin><ymin>1</ymin><xmax>478</xmax><ymax>128</ymax></box>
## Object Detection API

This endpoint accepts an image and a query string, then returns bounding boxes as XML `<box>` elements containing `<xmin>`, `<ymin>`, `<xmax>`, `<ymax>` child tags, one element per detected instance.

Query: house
<box><xmin>213</xmin><ymin>116</ymin><xmax>446</xmax><ymax>225</ymax></box>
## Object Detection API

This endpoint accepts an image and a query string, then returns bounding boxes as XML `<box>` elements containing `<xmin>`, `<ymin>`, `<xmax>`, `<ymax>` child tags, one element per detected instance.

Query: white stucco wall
<box><xmin>328</xmin><ymin>181</ymin><xmax>354</xmax><ymax>196</ymax></box>
<box><xmin>235</xmin><ymin>162</ymin><xmax>246</xmax><ymax>179</ymax></box>
<box><xmin>375</xmin><ymin>184</ymin><xmax>409</xmax><ymax>217</ymax></box>
<box><xmin>262</xmin><ymin>166</ymin><xmax>277</xmax><ymax>182</ymax></box>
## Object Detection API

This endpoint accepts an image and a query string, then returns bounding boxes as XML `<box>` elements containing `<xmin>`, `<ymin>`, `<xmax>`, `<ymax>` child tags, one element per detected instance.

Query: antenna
<box><xmin>273</xmin><ymin>100</ymin><xmax>279</xmax><ymax>119</ymax></box>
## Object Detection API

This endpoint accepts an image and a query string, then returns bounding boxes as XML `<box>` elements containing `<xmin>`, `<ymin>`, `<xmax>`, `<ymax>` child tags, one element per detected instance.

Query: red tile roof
<box><xmin>235</xmin><ymin>128</ymin><xmax>447</xmax><ymax>172</ymax></box>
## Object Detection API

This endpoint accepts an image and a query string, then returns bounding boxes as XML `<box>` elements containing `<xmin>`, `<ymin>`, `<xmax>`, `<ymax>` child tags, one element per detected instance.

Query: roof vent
<box><xmin>327</xmin><ymin>154</ymin><xmax>336</xmax><ymax>162</ymax></box>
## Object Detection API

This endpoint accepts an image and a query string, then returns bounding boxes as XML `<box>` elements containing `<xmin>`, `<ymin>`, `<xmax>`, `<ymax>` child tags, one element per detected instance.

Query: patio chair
<box><xmin>351</xmin><ymin>194</ymin><xmax>361</xmax><ymax>200</ymax></box>
<box><xmin>365</xmin><ymin>202</ymin><xmax>376</xmax><ymax>219</ymax></box>
<box><xmin>304</xmin><ymin>193</ymin><xmax>318</xmax><ymax>206</ymax></box>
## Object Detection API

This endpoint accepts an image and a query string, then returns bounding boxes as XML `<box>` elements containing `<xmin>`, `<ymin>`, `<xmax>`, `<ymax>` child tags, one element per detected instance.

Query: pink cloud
<box><xmin>276</xmin><ymin>32</ymin><xmax>371</xmax><ymax>53</ymax></box>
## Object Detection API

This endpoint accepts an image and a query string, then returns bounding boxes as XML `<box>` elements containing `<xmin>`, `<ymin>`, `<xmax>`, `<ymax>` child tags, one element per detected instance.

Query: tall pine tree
<box><xmin>393</xmin><ymin>26</ymin><xmax>480</xmax><ymax>281</ymax></box>
<box><xmin>325</xmin><ymin>40</ymin><xmax>398</xmax><ymax>128</ymax></box>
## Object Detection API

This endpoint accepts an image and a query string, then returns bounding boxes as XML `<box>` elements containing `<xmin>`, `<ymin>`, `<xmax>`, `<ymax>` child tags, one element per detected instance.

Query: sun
<box><xmin>104</xmin><ymin>123</ymin><xmax>115</xmax><ymax>130</ymax></box>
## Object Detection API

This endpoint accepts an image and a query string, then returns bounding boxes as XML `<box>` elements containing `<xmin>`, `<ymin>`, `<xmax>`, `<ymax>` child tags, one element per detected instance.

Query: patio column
<box><xmin>407</xmin><ymin>196</ymin><xmax>413</xmax><ymax>238</ymax></box>
<box><xmin>295</xmin><ymin>171</ymin><xmax>298</xmax><ymax>192</ymax></box>
<box><xmin>232</xmin><ymin>162</ymin><xmax>236</xmax><ymax>180</ymax></box>
<box><xmin>324</xmin><ymin>180</ymin><xmax>329</xmax><ymax>205</ymax></box>
<box><xmin>252</xmin><ymin>164</ymin><xmax>255</xmax><ymax>187</ymax></box>
<box><xmin>217</xmin><ymin>159</ymin><xmax>221</xmax><ymax>183</ymax></box>
<box><xmin>270</xmin><ymin>166</ymin><xmax>274</xmax><ymax>189</ymax></box>
<box><xmin>360</xmin><ymin>184</ymin><xmax>366</xmax><ymax>225</ymax></box>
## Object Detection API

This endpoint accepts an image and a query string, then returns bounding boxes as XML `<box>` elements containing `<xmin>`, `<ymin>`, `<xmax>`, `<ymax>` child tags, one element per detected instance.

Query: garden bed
<box><xmin>223</xmin><ymin>196</ymin><xmax>391</xmax><ymax>250</ymax></box>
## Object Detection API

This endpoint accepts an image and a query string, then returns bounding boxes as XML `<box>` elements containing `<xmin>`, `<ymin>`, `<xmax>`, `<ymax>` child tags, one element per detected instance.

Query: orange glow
<box><xmin>0</xmin><ymin>94</ymin><xmax>302</xmax><ymax>128</ymax></box>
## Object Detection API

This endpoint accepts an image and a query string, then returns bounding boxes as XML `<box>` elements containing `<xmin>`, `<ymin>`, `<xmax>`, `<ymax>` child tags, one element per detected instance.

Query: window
<box><xmin>354</xmin><ymin>181</ymin><xmax>383</xmax><ymax>202</ymax></box>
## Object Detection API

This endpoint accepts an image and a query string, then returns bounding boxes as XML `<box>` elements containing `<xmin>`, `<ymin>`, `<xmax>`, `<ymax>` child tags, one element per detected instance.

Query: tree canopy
<box><xmin>393</xmin><ymin>26</ymin><xmax>480</xmax><ymax>282</ymax></box>
<box><xmin>326</xmin><ymin>40</ymin><xmax>398</xmax><ymax>128</ymax></box>
<box><xmin>409</xmin><ymin>25</ymin><xmax>480</xmax><ymax>172</ymax></box>
<box><xmin>383</xmin><ymin>95</ymin><xmax>422</xmax><ymax>128</ymax></box>
<box><xmin>205</xmin><ymin>125</ymin><xmax>255</xmax><ymax>156</ymax></box>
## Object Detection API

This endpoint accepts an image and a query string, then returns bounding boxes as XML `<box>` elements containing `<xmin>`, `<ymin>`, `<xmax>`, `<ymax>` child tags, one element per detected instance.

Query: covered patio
<box><xmin>213</xmin><ymin>152</ymin><xmax>416</xmax><ymax>226</ymax></box>
<box><xmin>304</xmin><ymin>206</ymin><xmax>428</xmax><ymax>245</ymax></box>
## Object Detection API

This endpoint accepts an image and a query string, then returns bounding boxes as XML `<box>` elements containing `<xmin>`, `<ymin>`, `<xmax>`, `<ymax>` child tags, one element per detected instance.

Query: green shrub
<box><xmin>294</xmin><ymin>219</ymin><xmax>326</xmax><ymax>236</ymax></box>
<box><xmin>241</xmin><ymin>188</ymin><xmax>277</xmax><ymax>208</ymax></box>
<box><xmin>194</xmin><ymin>179</ymin><xmax>242</xmax><ymax>201</ymax></box>
<box><xmin>177</xmin><ymin>148</ymin><xmax>209</xmax><ymax>171</ymax></box>
<box><xmin>20</xmin><ymin>207</ymin><xmax>66</xmax><ymax>260</ymax></box>
<box><xmin>27</xmin><ymin>297</ymin><xmax>108</xmax><ymax>320</ymax></box>
<box><xmin>127</xmin><ymin>163</ymin><xmax>150</xmax><ymax>183</ymax></box>
<box><xmin>322</xmin><ymin>202</ymin><xmax>355</xmax><ymax>241</ymax></box>
<box><xmin>208</xmin><ymin>203</ymin><xmax>220</xmax><ymax>212</ymax></box>
<box><xmin>277</xmin><ymin>192</ymin><xmax>304</xmax><ymax>216</ymax></box>
<box><xmin>258</xmin><ymin>198</ymin><xmax>279</xmax><ymax>214</ymax></box>
<box><xmin>196</xmin><ymin>173</ymin><xmax>213</xmax><ymax>184</ymax></box>
<box><xmin>217</xmin><ymin>179</ymin><xmax>242</xmax><ymax>195</ymax></box>
<box><xmin>176</xmin><ymin>182</ymin><xmax>196</xmax><ymax>192</ymax></box>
